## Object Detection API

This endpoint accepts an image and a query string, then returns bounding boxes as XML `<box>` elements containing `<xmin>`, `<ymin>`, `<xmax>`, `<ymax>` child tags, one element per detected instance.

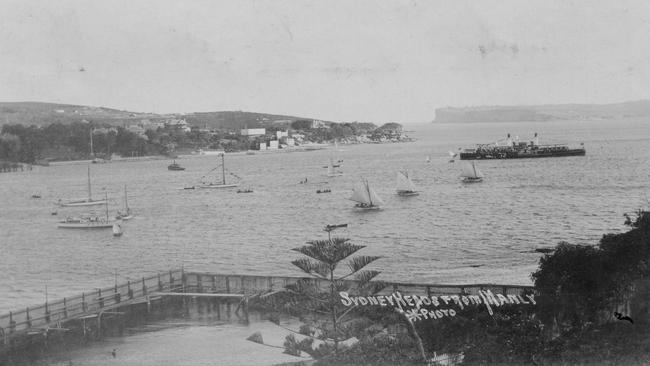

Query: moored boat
<box><xmin>112</xmin><ymin>220</ymin><xmax>124</xmax><ymax>236</ymax></box>
<box><xmin>194</xmin><ymin>153</ymin><xmax>239</xmax><ymax>189</ymax></box>
<box><xmin>58</xmin><ymin>193</ymin><xmax>115</xmax><ymax>229</ymax></box>
<box><xmin>57</xmin><ymin>166</ymin><xmax>108</xmax><ymax>207</ymax></box>
<box><xmin>168</xmin><ymin>160</ymin><xmax>185</xmax><ymax>171</ymax></box>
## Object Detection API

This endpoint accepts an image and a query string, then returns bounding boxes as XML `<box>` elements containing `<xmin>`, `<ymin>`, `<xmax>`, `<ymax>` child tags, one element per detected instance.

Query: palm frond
<box><xmin>347</xmin><ymin>255</ymin><xmax>382</xmax><ymax>274</ymax></box>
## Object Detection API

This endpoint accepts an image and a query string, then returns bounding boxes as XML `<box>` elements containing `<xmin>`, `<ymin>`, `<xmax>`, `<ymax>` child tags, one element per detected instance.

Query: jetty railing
<box><xmin>0</xmin><ymin>270</ymin><xmax>534</xmax><ymax>338</ymax></box>
<box><xmin>0</xmin><ymin>269</ymin><xmax>184</xmax><ymax>336</ymax></box>
<box><xmin>181</xmin><ymin>272</ymin><xmax>533</xmax><ymax>298</ymax></box>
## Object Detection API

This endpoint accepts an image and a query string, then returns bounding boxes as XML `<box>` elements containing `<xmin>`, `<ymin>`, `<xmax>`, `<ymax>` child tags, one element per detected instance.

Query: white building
<box><xmin>268</xmin><ymin>140</ymin><xmax>279</xmax><ymax>149</ymax></box>
<box><xmin>276</xmin><ymin>130</ymin><xmax>289</xmax><ymax>139</ymax></box>
<box><xmin>312</xmin><ymin>120</ymin><xmax>329</xmax><ymax>128</ymax></box>
<box><xmin>241</xmin><ymin>128</ymin><xmax>266</xmax><ymax>137</ymax></box>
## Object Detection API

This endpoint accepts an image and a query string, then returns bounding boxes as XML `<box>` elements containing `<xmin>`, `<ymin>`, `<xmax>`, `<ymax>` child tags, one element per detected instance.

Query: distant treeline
<box><xmin>0</xmin><ymin>120</ymin><xmax>404</xmax><ymax>163</ymax></box>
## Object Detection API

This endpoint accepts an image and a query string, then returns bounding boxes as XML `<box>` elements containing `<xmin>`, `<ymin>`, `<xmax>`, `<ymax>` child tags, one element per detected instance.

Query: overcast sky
<box><xmin>1</xmin><ymin>0</ymin><xmax>649</xmax><ymax>123</ymax></box>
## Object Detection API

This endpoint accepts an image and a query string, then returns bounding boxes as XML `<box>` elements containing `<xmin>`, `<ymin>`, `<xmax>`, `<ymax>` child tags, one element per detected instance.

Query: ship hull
<box><xmin>459</xmin><ymin>148</ymin><xmax>585</xmax><ymax>160</ymax></box>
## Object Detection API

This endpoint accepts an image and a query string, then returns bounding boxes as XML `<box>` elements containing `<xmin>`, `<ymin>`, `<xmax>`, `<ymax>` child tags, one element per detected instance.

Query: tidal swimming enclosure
<box><xmin>0</xmin><ymin>269</ymin><xmax>532</xmax><ymax>362</ymax></box>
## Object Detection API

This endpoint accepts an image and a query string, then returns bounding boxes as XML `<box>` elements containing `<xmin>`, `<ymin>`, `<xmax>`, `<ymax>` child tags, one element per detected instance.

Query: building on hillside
<box><xmin>241</xmin><ymin>128</ymin><xmax>266</xmax><ymax>138</ymax></box>
<box><xmin>276</xmin><ymin>130</ymin><xmax>288</xmax><ymax>139</ymax></box>
<box><xmin>165</xmin><ymin>118</ymin><xmax>191</xmax><ymax>133</ymax></box>
<box><xmin>140</xmin><ymin>119</ymin><xmax>165</xmax><ymax>131</ymax></box>
<box><xmin>259</xmin><ymin>142</ymin><xmax>267</xmax><ymax>150</ymax></box>
<box><xmin>312</xmin><ymin>120</ymin><xmax>329</xmax><ymax>128</ymax></box>
<box><xmin>268</xmin><ymin>140</ymin><xmax>279</xmax><ymax>149</ymax></box>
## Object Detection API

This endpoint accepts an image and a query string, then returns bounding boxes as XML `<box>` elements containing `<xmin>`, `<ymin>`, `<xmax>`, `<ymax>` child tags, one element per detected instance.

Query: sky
<box><xmin>1</xmin><ymin>0</ymin><xmax>649</xmax><ymax>123</ymax></box>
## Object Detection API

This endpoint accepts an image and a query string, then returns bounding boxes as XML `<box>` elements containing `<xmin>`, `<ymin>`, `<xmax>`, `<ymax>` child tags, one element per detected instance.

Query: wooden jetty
<box><xmin>0</xmin><ymin>269</ymin><xmax>533</xmax><ymax>360</ymax></box>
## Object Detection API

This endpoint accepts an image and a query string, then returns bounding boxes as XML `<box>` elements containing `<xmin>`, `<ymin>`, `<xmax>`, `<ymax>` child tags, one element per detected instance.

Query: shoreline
<box><xmin>43</xmin><ymin>139</ymin><xmax>416</xmax><ymax>166</ymax></box>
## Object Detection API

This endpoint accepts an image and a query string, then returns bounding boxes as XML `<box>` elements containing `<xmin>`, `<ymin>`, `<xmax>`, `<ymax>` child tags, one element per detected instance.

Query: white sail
<box><xmin>349</xmin><ymin>179</ymin><xmax>383</xmax><ymax>207</ymax></box>
<box><xmin>349</xmin><ymin>180</ymin><xmax>371</xmax><ymax>204</ymax></box>
<box><xmin>472</xmin><ymin>162</ymin><xmax>484</xmax><ymax>178</ymax></box>
<box><xmin>461</xmin><ymin>161</ymin><xmax>483</xmax><ymax>179</ymax></box>
<box><xmin>367</xmin><ymin>185</ymin><xmax>384</xmax><ymax>206</ymax></box>
<box><xmin>396</xmin><ymin>171</ymin><xmax>417</xmax><ymax>193</ymax></box>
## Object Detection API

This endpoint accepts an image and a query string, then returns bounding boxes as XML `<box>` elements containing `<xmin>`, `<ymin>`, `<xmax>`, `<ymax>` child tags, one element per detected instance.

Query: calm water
<box><xmin>2</xmin><ymin>119</ymin><xmax>650</xmax><ymax>314</ymax></box>
<box><xmin>14</xmin><ymin>306</ymin><xmax>305</xmax><ymax>366</ymax></box>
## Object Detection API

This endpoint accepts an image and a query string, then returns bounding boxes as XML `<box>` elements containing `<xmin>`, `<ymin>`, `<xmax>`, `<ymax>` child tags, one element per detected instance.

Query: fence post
<box><xmin>142</xmin><ymin>277</ymin><xmax>147</xmax><ymax>296</ymax></box>
<box><xmin>268</xmin><ymin>277</ymin><xmax>273</xmax><ymax>291</ymax></box>
<box><xmin>9</xmin><ymin>312</ymin><xmax>15</xmax><ymax>333</ymax></box>
<box><xmin>225</xmin><ymin>276</ymin><xmax>230</xmax><ymax>293</ymax></box>
<box><xmin>197</xmin><ymin>275</ymin><xmax>203</xmax><ymax>293</ymax></box>
<box><xmin>45</xmin><ymin>299</ymin><xmax>50</xmax><ymax>323</ymax></box>
<box><xmin>212</xmin><ymin>276</ymin><xmax>217</xmax><ymax>292</ymax></box>
<box><xmin>127</xmin><ymin>281</ymin><xmax>133</xmax><ymax>299</ymax></box>
<box><xmin>241</xmin><ymin>276</ymin><xmax>246</xmax><ymax>294</ymax></box>
<box><xmin>114</xmin><ymin>284</ymin><xmax>121</xmax><ymax>303</ymax></box>
<box><xmin>63</xmin><ymin>298</ymin><xmax>68</xmax><ymax>318</ymax></box>
<box><xmin>98</xmin><ymin>289</ymin><xmax>103</xmax><ymax>308</ymax></box>
<box><xmin>169</xmin><ymin>270</ymin><xmax>174</xmax><ymax>290</ymax></box>
<box><xmin>82</xmin><ymin>293</ymin><xmax>87</xmax><ymax>312</ymax></box>
<box><xmin>158</xmin><ymin>273</ymin><xmax>163</xmax><ymax>291</ymax></box>
<box><xmin>26</xmin><ymin>307</ymin><xmax>31</xmax><ymax>328</ymax></box>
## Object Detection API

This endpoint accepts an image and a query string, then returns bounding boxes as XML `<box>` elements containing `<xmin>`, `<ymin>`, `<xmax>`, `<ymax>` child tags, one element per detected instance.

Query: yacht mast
<box><xmin>87</xmin><ymin>166</ymin><xmax>92</xmax><ymax>201</ymax></box>
<box><xmin>221</xmin><ymin>153</ymin><xmax>226</xmax><ymax>185</ymax></box>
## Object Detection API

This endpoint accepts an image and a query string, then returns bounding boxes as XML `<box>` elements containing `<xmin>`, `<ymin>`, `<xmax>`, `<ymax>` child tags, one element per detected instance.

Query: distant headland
<box><xmin>434</xmin><ymin>100</ymin><xmax>650</xmax><ymax>123</ymax></box>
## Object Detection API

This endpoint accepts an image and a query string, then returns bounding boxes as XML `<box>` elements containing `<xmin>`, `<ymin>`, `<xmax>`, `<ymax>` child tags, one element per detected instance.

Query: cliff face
<box><xmin>434</xmin><ymin>100</ymin><xmax>650</xmax><ymax>123</ymax></box>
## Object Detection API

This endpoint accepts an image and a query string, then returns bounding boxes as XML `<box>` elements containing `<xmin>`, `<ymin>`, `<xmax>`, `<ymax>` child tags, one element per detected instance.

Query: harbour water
<box><xmin>1</xmin><ymin>119</ymin><xmax>650</xmax><ymax>316</ymax></box>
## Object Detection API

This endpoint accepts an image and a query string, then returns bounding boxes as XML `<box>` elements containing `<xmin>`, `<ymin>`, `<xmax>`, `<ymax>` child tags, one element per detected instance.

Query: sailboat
<box><xmin>58</xmin><ymin>193</ymin><xmax>115</xmax><ymax>228</ymax></box>
<box><xmin>115</xmin><ymin>185</ymin><xmax>134</xmax><ymax>220</ymax></box>
<box><xmin>349</xmin><ymin>178</ymin><xmax>384</xmax><ymax>210</ymax></box>
<box><xmin>334</xmin><ymin>140</ymin><xmax>344</xmax><ymax>163</ymax></box>
<box><xmin>448</xmin><ymin>150</ymin><xmax>458</xmax><ymax>163</ymax></box>
<box><xmin>396</xmin><ymin>171</ymin><xmax>419</xmax><ymax>196</ymax></box>
<box><xmin>326</xmin><ymin>157</ymin><xmax>343</xmax><ymax>177</ymax></box>
<box><xmin>57</xmin><ymin>166</ymin><xmax>108</xmax><ymax>207</ymax></box>
<box><xmin>195</xmin><ymin>153</ymin><xmax>238</xmax><ymax>189</ymax></box>
<box><xmin>461</xmin><ymin>161</ymin><xmax>483</xmax><ymax>183</ymax></box>
<box><xmin>322</xmin><ymin>141</ymin><xmax>343</xmax><ymax>168</ymax></box>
